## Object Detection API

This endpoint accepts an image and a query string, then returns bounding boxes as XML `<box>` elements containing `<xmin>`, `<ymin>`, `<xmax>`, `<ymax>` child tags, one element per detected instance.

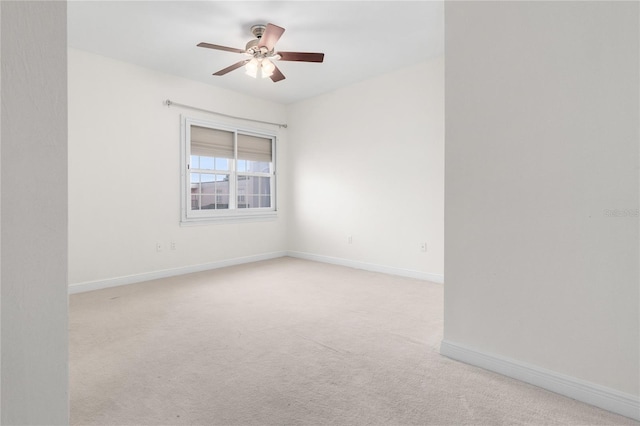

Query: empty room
<box><xmin>1</xmin><ymin>1</ymin><xmax>638</xmax><ymax>425</ymax></box>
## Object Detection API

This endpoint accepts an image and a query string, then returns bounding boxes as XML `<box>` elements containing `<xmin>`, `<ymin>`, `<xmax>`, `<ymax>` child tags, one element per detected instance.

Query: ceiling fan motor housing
<box><xmin>245</xmin><ymin>25</ymin><xmax>270</xmax><ymax>56</ymax></box>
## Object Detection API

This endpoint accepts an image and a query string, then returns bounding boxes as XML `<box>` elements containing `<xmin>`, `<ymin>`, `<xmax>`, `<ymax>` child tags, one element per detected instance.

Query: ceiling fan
<box><xmin>197</xmin><ymin>23</ymin><xmax>325</xmax><ymax>83</ymax></box>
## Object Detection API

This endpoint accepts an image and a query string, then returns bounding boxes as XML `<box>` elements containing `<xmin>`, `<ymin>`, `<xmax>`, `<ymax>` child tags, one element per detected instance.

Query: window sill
<box><xmin>180</xmin><ymin>211</ymin><xmax>278</xmax><ymax>226</ymax></box>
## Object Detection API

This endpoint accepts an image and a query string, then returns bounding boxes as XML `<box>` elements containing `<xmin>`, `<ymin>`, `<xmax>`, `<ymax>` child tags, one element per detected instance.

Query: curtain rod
<box><xmin>164</xmin><ymin>99</ymin><xmax>288</xmax><ymax>129</ymax></box>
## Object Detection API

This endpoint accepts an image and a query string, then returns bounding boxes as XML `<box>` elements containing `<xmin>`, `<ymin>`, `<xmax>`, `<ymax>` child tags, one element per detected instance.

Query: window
<box><xmin>181</xmin><ymin>117</ymin><xmax>276</xmax><ymax>223</ymax></box>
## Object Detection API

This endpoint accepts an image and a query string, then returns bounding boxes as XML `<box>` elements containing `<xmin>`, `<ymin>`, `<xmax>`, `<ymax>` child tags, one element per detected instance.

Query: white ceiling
<box><xmin>68</xmin><ymin>1</ymin><xmax>444</xmax><ymax>105</ymax></box>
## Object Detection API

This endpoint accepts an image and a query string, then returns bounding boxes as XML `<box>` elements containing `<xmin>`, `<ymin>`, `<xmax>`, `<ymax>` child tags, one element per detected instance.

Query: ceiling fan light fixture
<box><xmin>245</xmin><ymin>57</ymin><xmax>275</xmax><ymax>79</ymax></box>
<box><xmin>199</xmin><ymin>22</ymin><xmax>325</xmax><ymax>83</ymax></box>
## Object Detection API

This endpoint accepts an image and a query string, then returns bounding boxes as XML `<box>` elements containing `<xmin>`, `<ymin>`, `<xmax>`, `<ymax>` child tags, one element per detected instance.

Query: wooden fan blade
<box><xmin>213</xmin><ymin>60</ymin><xmax>250</xmax><ymax>76</ymax></box>
<box><xmin>278</xmin><ymin>52</ymin><xmax>325</xmax><ymax>63</ymax></box>
<box><xmin>197</xmin><ymin>42</ymin><xmax>245</xmax><ymax>54</ymax></box>
<box><xmin>258</xmin><ymin>23</ymin><xmax>285</xmax><ymax>51</ymax></box>
<box><xmin>270</xmin><ymin>65</ymin><xmax>286</xmax><ymax>83</ymax></box>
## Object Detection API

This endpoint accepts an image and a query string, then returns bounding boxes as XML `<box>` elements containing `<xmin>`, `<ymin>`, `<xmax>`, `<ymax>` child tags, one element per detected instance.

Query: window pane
<box><xmin>201</xmin><ymin>194</ymin><xmax>216</xmax><ymax>209</ymax></box>
<box><xmin>200</xmin><ymin>156</ymin><xmax>214</xmax><ymax>170</ymax></box>
<box><xmin>216</xmin><ymin>195</ymin><xmax>229</xmax><ymax>210</ymax></box>
<box><xmin>237</xmin><ymin>159</ymin><xmax>247</xmax><ymax>172</ymax></box>
<box><xmin>215</xmin><ymin>158</ymin><xmax>229</xmax><ymax>171</ymax></box>
<box><xmin>200</xmin><ymin>173</ymin><xmax>216</xmax><ymax>197</ymax></box>
<box><xmin>190</xmin><ymin>155</ymin><xmax>199</xmax><ymax>169</ymax></box>
<box><xmin>201</xmin><ymin>182</ymin><xmax>215</xmax><ymax>194</ymax></box>
<box><xmin>235</xmin><ymin>175</ymin><xmax>272</xmax><ymax>209</ymax></box>
<box><xmin>190</xmin><ymin>172</ymin><xmax>200</xmax><ymax>184</ymax></box>
<box><xmin>237</xmin><ymin>176</ymin><xmax>247</xmax><ymax>200</ymax></box>
<box><xmin>246</xmin><ymin>160</ymin><xmax>271</xmax><ymax>173</ymax></box>
<box><xmin>251</xmin><ymin>178</ymin><xmax>257</xmax><ymax>195</ymax></box>
<box><xmin>191</xmin><ymin>194</ymin><xmax>200</xmax><ymax>210</ymax></box>
<box><xmin>258</xmin><ymin>177</ymin><xmax>271</xmax><ymax>195</ymax></box>
<box><xmin>246</xmin><ymin>175</ymin><xmax>256</xmax><ymax>194</ymax></box>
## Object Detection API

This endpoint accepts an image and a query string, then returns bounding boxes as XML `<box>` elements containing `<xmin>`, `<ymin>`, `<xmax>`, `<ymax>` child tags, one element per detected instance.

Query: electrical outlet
<box><xmin>348</xmin><ymin>235</ymin><xmax>353</xmax><ymax>244</ymax></box>
<box><xmin>420</xmin><ymin>242</ymin><xmax>427</xmax><ymax>252</ymax></box>
<box><xmin>156</xmin><ymin>243</ymin><xmax>163</xmax><ymax>252</ymax></box>
<box><xmin>170</xmin><ymin>241</ymin><xmax>176</xmax><ymax>250</ymax></box>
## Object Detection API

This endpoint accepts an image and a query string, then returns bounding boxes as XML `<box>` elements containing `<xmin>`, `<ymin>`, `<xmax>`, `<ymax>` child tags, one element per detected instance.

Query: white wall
<box><xmin>443</xmin><ymin>0</ymin><xmax>639</xmax><ymax>414</ymax></box>
<box><xmin>68</xmin><ymin>49</ymin><xmax>288</xmax><ymax>288</ymax></box>
<box><xmin>286</xmin><ymin>58</ymin><xmax>444</xmax><ymax>281</ymax></box>
<box><xmin>1</xmin><ymin>1</ymin><xmax>69</xmax><ymax>424</ymax></box>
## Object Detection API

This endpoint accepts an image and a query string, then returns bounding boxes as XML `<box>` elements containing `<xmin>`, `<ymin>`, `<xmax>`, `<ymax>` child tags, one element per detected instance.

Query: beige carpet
<box><xmin>70</xmin><ymin>257</ymin><xmax>638</xmax><ymax>425</ymax></box>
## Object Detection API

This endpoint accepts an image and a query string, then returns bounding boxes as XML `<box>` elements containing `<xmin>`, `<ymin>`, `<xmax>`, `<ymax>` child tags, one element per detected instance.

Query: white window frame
<box><xmin>180</xmin><ymin>116</ymin><xmax>277</xmax><ymax>224</ymax></box>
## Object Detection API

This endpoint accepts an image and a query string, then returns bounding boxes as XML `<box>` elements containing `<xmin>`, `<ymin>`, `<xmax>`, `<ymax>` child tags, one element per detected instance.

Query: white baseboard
<box><xmin>286</xmin><ymin>251</ymin><xmax>444</xmax><ymax>283</ymax></box>
<box><xmin>68</xmin><ymin>251</ymin><xmax>287</xmax><ymax>294</ymax></box>
<box><xmin>440</xmin><ymin>340</ymin><xmax>640</xmax><ymax>421</ymax></box>
<box><xmin>69</xmin><ymin>250</ymin><xmax>443</xmax><ymax>294</ymax></box>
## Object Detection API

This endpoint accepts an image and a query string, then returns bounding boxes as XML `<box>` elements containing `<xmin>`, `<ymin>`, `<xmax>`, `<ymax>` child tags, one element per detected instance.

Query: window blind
<box><xmin>190</xmin><ymin>125</ymin><xmax>234</xmax><ymax>158</ymax></box>
<box><xmin>238</xmin><ymin>134</ymin><xmax>272</xmax><ymax>162</ymax></box>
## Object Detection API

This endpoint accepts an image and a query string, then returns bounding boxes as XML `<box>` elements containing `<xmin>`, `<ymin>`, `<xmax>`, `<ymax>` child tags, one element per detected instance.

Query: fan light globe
<box><xmin>245</xmin><ymin>58</ymin><xmax>259</xmax><ymax>78</ymax></box>
<box><xmin>261</xmin><ymin>59</ymin><xmax>276</xmax><ymax>78</ymax></box>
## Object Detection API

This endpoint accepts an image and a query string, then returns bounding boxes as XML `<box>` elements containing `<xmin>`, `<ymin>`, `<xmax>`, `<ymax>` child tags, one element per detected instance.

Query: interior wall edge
<box><xmin>440</xmin><ymin>340</ymin><xmax>640</xmax><ymax>422</ymax></box>
<box><xmin>1</xmin><ymin>1</ymin><xmax>68</xmax><ymax>423</ymax></box>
